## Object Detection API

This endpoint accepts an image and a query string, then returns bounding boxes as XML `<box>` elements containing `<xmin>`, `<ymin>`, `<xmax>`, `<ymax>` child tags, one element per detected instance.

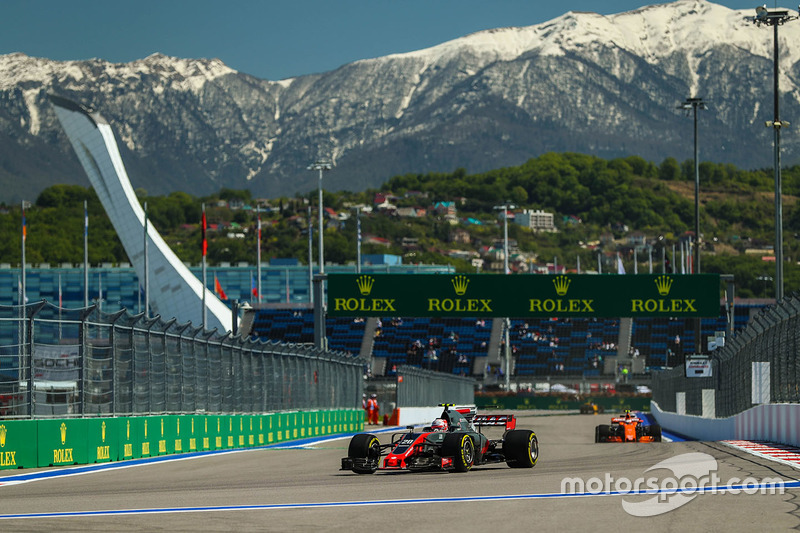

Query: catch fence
<box><xmin>0</xmin><ymin>301</ymin><xmax>364</xmax><ymax>418</ymax></box>
<box><xmin>652</xmin><ymin>292</ymin><xmax>800</xmax><ymax>418</ymax></box>
<box><xmin>395</xmin><ymin>365</ymin><xmax>475</xmax><ymax>407</ymax></box>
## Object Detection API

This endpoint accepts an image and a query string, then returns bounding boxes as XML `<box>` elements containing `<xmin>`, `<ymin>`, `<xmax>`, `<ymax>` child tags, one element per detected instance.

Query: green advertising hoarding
<box><xmin>117</xmin><ymin>417</ymin><xmax>138</xmax><ymax>461</ymax></box>
<box><xmin>87</xmin><ymin>418</ymin><xmax>117</xmax><ymax>463</ymax></box>
<box><xmin>37</xmin><ymin>418</ymin><xmax>89</xmax><ymax>467</ymax></box>
<box><xmin>0</xmin><ymin>410</ymin><xmax>363</xmax><ymax>471</ymax></box>
<box><xmin>328</xmin><ymin>273</ymin><xmax>720</xmax><ymax>318</ymax></box>
<box><xmin>0</xmin><ymin>420</ymin><xmax>37</xmax><ymax>469</ymax></box>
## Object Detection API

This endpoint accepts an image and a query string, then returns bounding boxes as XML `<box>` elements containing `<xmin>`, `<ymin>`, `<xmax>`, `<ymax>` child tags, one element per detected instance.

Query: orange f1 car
<box><xmin>595</xmin><ymin>410</ymin><xmax>662</xmax><ymax>443</ymax></box>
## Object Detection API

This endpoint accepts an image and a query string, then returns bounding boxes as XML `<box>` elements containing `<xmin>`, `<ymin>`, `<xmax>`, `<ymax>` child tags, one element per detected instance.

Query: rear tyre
<box><xmin>596</xmin><ymin>424</ymin><xmax>610</xmax><ymax>443</ymax></box>
<box><xmin>504</xmin><ymin>429</ymin><xmax>539</xmax><ymax>468</ymax></box>
<box><xmin>443</xmin><ymin>433</ymin><xmax>475</xmax><ymax>472</ymax></box>
<box><xmin>348</xmin><ymin>433</ymin><xmax>381</xmax><ymax>474</ymax></box>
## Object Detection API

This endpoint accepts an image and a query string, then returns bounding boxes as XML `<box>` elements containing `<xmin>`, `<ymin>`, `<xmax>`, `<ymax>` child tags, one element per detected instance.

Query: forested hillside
<box><xmin>2</xmin><ymin>153</ymin><xmax>799</xmax><ymax>298</ymax></box>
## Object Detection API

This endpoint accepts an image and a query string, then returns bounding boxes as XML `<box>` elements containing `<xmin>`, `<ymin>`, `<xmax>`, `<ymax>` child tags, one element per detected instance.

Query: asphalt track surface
<box><xmin>2</xmin><ymin>412</ymin><xmax>800</xmax><ymax>532</ymax></box>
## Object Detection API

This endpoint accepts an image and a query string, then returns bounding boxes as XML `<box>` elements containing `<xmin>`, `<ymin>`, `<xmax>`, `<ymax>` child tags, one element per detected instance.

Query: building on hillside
<box><xmin>515</xmin><ymin>209</ymin><xmax>556</xmax><ymax>232</ymax></box>
<box><xmin>447</xmin><ymin>249</ymin><xmax>479</xmax><ymax>262</ymax></box>
<box><xmin>362</xmin><ymin>254</ymin><xmax>402</xmax><ymax>266</ymax></box>
<box><xmin>363</xmin><ymin>235</ymin><xmax>391</xmax><ymax>247</ymax></box>
<box><xmin>401</xmin><ymin>237</ymin><xmax>420</xmax><ymax>250</ymax></box>
<box><xmin>491</xmin><ymin>239</ymin><xmax>518</xmax><ymax>251</ymax></box>
<box><xmin>404</xmin><ymin>190</ymin><xmax>429</xmax><ymax>200</ymax></box>
<box><xmin>449</xmin><ymin>228</ymin><xmax>471</xmax><ymax>244</ymax></box>
<box><xmin>431</xmin><ymin>201</ymin><xmax>457</xmax><ymax>218</ymax></box>
<box><xmin>374</xmin><ymin>199</ymin><xmax>397</xmax><ymax>214</ymax></box>
<box><xmin>627</xmin><ymin>232</ymin><xmax>647</xmax><ymax>247</ymax></box>
<box><xmin>396</xmin><ymin>207</ymin><xmax>426</xmax><ymax>218</ymax></box>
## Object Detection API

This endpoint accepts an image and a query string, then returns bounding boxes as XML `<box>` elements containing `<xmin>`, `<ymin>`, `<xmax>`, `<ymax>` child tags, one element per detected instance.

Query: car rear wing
<box><xmin>454</xmin><ymin>406</ymin><xmax>477</xmax><ymax>419</ymax></box>
<box><xmin>611</xmin><ymin>416</ymin><xmax>641</xmax><ymax>424</ymax></box>
<box><xmin>472</xmin><ymin>414</ymin><xmax>517</xmax><ymax>430</ymax></box>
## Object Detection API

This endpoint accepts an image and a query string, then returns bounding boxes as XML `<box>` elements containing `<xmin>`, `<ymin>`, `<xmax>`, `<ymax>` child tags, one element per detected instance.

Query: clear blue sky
<box><xmin>0</xmin><ymin>1</ymin><xmax>766</xmax><ymax>80</ymax></box>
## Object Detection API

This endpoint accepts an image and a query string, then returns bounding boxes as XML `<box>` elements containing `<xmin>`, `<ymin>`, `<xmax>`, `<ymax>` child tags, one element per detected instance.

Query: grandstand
<box><xmin>249</xmin><ymin>300</ymin><xmax>770</xmax><ymax>380</ymax></box>
<box><xmin>0</xmin><ymin>263</ymin><xmax>452</xmax><ymax>317</ymax></box>
<box><xmin>3</xmin><ymin>263</ymin><xmax>770</xmax><ymax>381</ymax></box>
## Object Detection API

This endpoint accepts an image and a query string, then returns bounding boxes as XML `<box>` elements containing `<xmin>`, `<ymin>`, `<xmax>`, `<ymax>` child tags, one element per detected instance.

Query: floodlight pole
<box><xmin>678</xmin><ymin>97</ymin><xmax>706</xmax><ymax>354</ymax></box>
<box><xmin>754</xmin><ymin>6</ymin><xmax>796</xmax><ymax>301</ymax></box>
<box><xmin>678</xmin><ymin>97</ymin><xmax>706</xmax><ymax>275</ymax></box>
<box><xmin>354</xmin><ymin>207</ymin><xmax>362</xmax><ymax>274</ymax></box>
<box><xmin>494</xmin><ymin>202</ymin><xmax>515</xmax><ymax>274</ymax></box>
<box><xmin>308</xmin><ymin>206</ymin><xmax>314</xmax><ymax>303</ymax></box>
<box><xmin>494</xmin><ymin>202</ymin><xmax>514</xmax><ymax>392</ymax></box>
<box><xmin>503</xmin><ymin>203</ymin><xmax>512</xmax><ymax>391</ymax></box>
<box><xmin>308</xmin><ymin>161</ymin><xmax>332</xmax><ymax>275</ymax></box>
<box><xmin>503</xmin><ymin>208</ymin><xmax>510</xmax><ymax>275</ymax></box>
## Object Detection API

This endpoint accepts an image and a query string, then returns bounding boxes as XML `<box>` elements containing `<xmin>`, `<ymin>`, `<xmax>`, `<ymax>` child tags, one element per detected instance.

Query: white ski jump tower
<box><xmin>50</xmin><ymin>95</ymin><xmax>233</xmax><ymax>333</ymax></box>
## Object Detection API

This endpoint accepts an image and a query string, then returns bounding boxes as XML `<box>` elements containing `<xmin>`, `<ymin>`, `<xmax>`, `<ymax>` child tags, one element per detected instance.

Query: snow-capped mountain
<box><xmin>0</xmin><ymin>0</ymin><xmax>797</xmax><ymax>202</ymax></box>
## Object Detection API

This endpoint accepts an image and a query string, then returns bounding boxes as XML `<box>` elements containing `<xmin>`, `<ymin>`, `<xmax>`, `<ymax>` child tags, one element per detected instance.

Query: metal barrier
<box><xmin>395</xmin><ymin>365</ymin><xmax>475</xmax><ymax>407</ymax></box>
<box><xmin>652</xmin><ymin>293</ymin><xmax>800</xmax><ymax>418</ymax></box>
<box><xmin>0</xmin><ymin>301</ymin><xmax>365</xmax><ymax>418</ymax></box>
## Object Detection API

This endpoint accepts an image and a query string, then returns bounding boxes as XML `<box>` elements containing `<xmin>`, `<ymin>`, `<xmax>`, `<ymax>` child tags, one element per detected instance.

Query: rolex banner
<box><xmin>327</xmin><ymin>273</ymin><xmax>721</xmax><ymax>318</ymax></box>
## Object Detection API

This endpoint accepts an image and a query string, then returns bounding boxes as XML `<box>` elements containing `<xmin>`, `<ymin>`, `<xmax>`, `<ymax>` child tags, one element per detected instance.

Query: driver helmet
<box><xmin>430</xmin><ymin>418</ymin><xmax>449</xmax><ymax>432</ymax></box>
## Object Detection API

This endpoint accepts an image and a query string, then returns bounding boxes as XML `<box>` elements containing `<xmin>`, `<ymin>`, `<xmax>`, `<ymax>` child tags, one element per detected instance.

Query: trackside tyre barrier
<box><xmin>0</xmin><ymin>409</ymin><xmax>364</xmax><ymax>470</ymax></box>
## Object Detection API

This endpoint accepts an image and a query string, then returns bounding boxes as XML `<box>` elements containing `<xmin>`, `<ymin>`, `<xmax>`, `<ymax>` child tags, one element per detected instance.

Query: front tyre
<box><xmin>347</xmin><ymin>433</ymin><xmax>381</xmax><ymax>474</ymax></box>
<box><xmin>649</xmin><ymin>424</ymin><xmax>662</xmax><ymax>442</ymax></box>
<box><xmin>504</xmin><ymin>429</ymin><xmax>539</xmax><ymax>468</ymax></box>
<box><xmin>443</xmin><ymin>433</ymin><xmax>475</xmax><ymax>472</ymax></box>
<box><xmin>596</xmin><ymin>424</ymin><xmax>612</xmax><ymax>442</ymax></box>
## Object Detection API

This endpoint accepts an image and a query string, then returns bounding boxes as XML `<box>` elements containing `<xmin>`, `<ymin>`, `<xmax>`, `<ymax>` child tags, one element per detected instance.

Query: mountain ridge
<box><xmin>0</xmin><ymin>0</ymin><xmax>797</xmax><ymax>202</ymax></box>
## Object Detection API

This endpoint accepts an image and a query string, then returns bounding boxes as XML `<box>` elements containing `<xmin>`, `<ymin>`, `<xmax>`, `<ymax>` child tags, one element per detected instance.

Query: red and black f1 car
<box><xmin>341</xmin><ymin>404</ymin><xmax>538</xmax><ymax>474</ymax></box>
<box><xmin>595</xmin><ymin>410</ymin><xmax>662</xmax><ymax>443</ymax></box>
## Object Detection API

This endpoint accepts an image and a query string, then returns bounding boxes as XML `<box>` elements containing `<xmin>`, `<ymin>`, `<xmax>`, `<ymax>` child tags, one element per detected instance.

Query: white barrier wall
<box><xmin>651</xmin><ymin>401</ymin><xmax>800</xmax><ymax>447</ymax></box>
<box><xmin>391</xmin><ymin>406</ymin><xmax>478</xmax><ymax>427</ymax></box>
<box><xmin>650</xmin><ymin>401</ymin><xmax>734</xmax><ymax>442</ymax></box>
<box><xmin>395</xmin><ymin>407</ymin><xmax>447</xmax><ymax>427</ymax></box>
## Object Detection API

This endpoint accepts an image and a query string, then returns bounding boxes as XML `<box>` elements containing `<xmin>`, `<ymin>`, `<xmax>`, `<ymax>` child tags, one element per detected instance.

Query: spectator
<box><xmin>366</xmin><ymin>394</ymin><xmax>379</xmax><ymax>425</ymax></box>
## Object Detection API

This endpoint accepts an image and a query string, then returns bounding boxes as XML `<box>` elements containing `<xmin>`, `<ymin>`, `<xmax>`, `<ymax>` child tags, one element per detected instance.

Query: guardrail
<box><xmin>652</xmin><ymin>292</ymin><xmax>800</xmax><ymax>418</ymax></box>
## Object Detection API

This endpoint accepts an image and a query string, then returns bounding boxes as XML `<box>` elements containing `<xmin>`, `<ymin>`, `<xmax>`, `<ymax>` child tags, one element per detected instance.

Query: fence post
<box><xmin>25</xmin><ymin>303</ymin><xmax>38</xmax><ymax>418</ymax></box>
<box><xmin>108</xmin><ymin>310</ymin><xmax>126</xmax><ymax>417</ymax></box>
<box><xmin>145</xmin><ymin>316</ymin><xmax>160</xmax><ymax>415</ymax></box>
<box><xmin>26</xmin><ymin>306</ymin><xmax>33</xmax><ymax>419</ymax></box>
<box><xmin>25</xmin><ymin>302</ymin><xmax>48</xmax><ymax>419</ymax></box>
